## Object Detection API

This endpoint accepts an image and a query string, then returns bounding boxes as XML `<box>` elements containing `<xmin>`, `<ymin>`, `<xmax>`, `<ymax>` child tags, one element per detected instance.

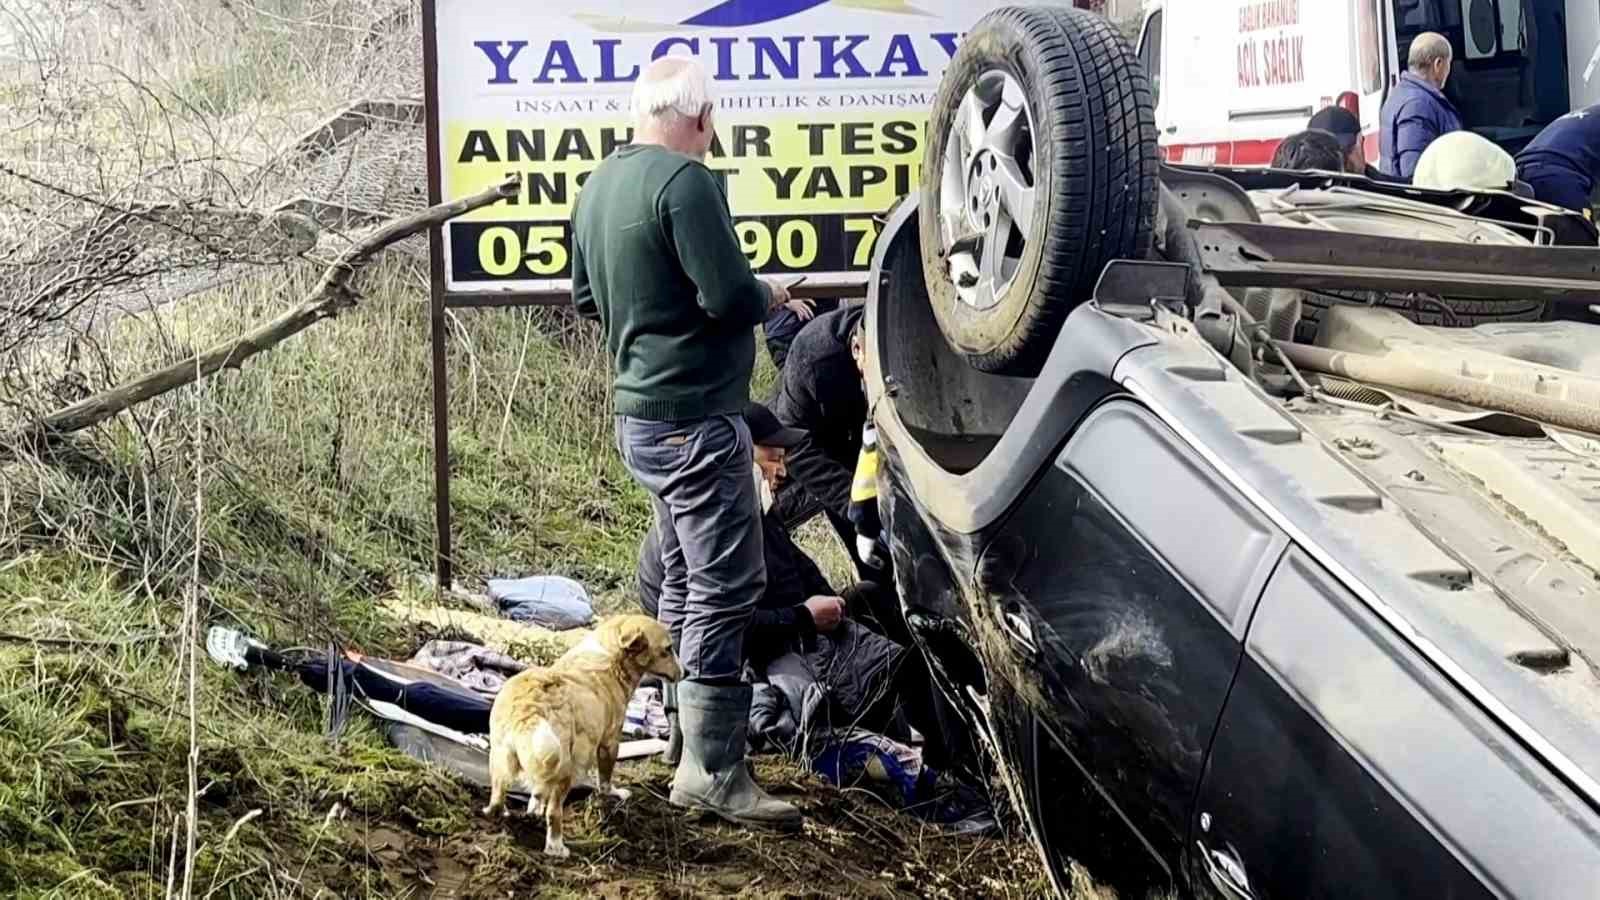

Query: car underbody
<box><xmin>865</xmin><ymin>163</ymin><xmax>1600</xmax><ymax>897</ymax></box>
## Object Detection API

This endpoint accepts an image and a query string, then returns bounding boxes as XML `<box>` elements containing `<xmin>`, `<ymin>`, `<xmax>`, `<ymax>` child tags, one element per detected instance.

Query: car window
<box><xmin>1058</xmin><ymin>401</ymin><xmax>1281</xmax><ymax>633</ymax></box>
<box><xmin>1138</xmin><ymin>11</ymin><xmax>1163</xmax><ymax>106</ymax></box>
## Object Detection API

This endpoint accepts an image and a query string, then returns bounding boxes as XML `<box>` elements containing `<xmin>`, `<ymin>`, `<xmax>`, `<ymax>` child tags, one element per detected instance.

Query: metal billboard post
<box><xmin>422</xmin><ymin>0</ymin><xmax>454</xmax><ymax>592</ymax></box>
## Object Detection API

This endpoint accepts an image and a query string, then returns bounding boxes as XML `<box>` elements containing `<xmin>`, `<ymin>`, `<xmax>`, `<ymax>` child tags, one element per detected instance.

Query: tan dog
<box><xmin>483</xmin><ymin>614</ymin><xmax>683</xmax><ymax>858</ymax></box>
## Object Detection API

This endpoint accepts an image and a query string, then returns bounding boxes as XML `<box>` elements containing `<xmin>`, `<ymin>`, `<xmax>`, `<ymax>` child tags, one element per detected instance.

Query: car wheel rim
<box><xmin>938</xmin><ymin>69</ymin><xmax>1036</xmax><ymax>313</ymax></box>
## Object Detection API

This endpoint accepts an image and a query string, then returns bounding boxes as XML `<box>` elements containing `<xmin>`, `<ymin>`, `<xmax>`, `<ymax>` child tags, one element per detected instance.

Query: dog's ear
<box><xmin>622</xmin><ymin>623</ymin><xmax>650</xmax><ymax>656</ymax></box>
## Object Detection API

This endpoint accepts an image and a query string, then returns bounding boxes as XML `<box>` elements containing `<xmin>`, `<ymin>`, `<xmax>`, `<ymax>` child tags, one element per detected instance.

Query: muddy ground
<box><xmin>345</xmin><ymin>756</ymin><xmax>1047</xmax><ymax>900</ymax></box>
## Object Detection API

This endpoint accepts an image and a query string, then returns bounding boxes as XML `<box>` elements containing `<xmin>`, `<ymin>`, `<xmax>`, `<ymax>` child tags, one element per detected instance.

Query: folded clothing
<box><xmin>488</xmin><ymin>575</ymin><xmax>595</xmax><ymax>630</ymax></box>
<box><xmin>623</xmin><ymin>685</ymin><xmax>670</xmax><ymax>740</ymax></box>
<box><xmin>409</xmin><ymin>639</ymin><xmax>527</xmax><ymax>695</ymax></box>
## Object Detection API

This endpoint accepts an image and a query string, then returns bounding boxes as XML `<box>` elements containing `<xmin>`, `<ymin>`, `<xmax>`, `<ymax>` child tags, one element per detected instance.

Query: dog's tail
<box><xmin>522</xmin><ymin>719</ymin><xmax>565</xmax><ymax>781</ymax></box>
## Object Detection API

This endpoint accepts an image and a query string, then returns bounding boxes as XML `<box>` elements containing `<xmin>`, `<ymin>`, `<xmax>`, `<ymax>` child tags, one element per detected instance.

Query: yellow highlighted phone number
<box><xmin>472</xmin><ymin>216</ymin><xmax>882</xmax><ymax>278</ymax></box>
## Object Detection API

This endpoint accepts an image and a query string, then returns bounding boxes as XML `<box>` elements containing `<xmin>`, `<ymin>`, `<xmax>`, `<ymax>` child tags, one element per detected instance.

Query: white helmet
<box><xmin>1413</xmin><ymin>131</ymin><xmax>1517</xmax><ymax>192</ymax></box>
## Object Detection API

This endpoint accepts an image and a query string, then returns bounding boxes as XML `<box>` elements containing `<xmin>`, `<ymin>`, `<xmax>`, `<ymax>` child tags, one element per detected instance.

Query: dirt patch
<box><xmin>341</xmin><ymin>758</ymin><xmax>1045</xmax><ymax>900</ymax></box>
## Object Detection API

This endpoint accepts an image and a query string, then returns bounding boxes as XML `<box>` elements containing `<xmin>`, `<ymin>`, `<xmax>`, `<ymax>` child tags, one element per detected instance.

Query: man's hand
<box><xmin>763</xmin><ymin>277</ymin><xmax>791</xmax><ymax>311</ymax></box>
<box><xmin>803</xmin><ymin>595</ymin><xmax>846</xmax><ymax>633</ymax></box>
<box><xmin>785</xmin><ymin>298</ymin><xmax>816</xmax><ymax>321</ymax></box>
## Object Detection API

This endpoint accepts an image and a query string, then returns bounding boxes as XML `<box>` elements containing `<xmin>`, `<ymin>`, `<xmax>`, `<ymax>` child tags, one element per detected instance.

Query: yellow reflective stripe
<box><xmin>850</xmin><ymin>449</ymin><xmax>880</xmax><ymax>502</ymax></box>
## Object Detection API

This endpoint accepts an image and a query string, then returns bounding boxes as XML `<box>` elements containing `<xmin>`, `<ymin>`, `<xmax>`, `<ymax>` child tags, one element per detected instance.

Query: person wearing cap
<box><xmin>637</xmin><ymin>402</ymin><xmax>968</xmax><ymax>774</ymax></box>
<box><xmin>1379</xmin><ymin>32</ymin><xmax>1462</xmax><ymax>181</ymax></box>
<box><xmin>1516</xmin><ymin>104</ymin><xmax>1600</xmax><ymax>215</ymax></box>
<box><xmin>1306</xmin><ymin>105</ymin><xmax>1393</xmax><ymax>180</ymax></box>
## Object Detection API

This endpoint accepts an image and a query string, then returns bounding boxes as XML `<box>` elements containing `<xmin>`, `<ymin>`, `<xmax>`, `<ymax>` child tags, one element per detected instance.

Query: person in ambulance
<box><xmin>1378</xmin><ymin>32</ymin><xmax>1462</xmax><ymax>181</ymax></box>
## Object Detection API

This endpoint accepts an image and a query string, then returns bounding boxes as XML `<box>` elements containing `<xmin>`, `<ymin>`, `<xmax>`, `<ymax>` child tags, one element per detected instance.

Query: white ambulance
<box><xmin>1136</xmin><ymin>0</ymin><xmax>1600</xmax><ymax>167</ymax></box>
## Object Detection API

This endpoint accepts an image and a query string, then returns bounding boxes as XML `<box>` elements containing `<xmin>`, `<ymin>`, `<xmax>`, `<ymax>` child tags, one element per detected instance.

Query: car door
<box><xmin>977</xmin><ymin>399</ymin><xmax>1287</xmax><ymax>895</ymax></box>
<box><xmin>1190</xmin><ymin>547</ymin><xmax>1600</xmax><ymax>900</ymax></box>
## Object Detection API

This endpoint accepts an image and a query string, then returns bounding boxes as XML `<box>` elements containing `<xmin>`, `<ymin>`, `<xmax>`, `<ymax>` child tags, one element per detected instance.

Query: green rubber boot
<box><xmin>670</xmin><ymin>681</ymin><xmax>801</xmax><ymax>829</ymax></box>
<box><xmin>662</xmin><ymin>681</ymin><xmax>682</xmax><ymax>767</ymax></box>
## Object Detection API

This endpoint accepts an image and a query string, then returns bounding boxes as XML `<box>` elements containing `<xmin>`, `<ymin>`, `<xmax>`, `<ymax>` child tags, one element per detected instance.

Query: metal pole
<box><xmin>421</xmin><ymin>0</ymin><xmax>453</xmax><ymax>592</ymax></box>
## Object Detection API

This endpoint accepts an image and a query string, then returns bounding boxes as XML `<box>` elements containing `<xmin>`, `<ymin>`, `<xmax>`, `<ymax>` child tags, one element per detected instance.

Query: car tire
<box><xmin>919</xmin><ymin>6</ymin><xmax>1158</xmax><ymax>376</ymax></box>
<box><xmin>1294</xmin><ymin>290</ymin><xmax>1549</xmax><ymax>343</ymax></box>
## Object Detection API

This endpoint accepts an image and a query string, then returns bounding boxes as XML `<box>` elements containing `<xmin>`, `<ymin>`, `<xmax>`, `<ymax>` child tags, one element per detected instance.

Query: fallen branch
<box><xmin>6</xmin><ymin>176</ymin><xmax>520</xmax><ymax>454</ymax></box>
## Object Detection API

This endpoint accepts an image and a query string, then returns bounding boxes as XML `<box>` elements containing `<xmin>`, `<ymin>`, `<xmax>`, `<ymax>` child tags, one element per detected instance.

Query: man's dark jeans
<box><xmin>617</xmin><ymin>414</ymin><xmax>765</xmax><ymax>683</ymax></box>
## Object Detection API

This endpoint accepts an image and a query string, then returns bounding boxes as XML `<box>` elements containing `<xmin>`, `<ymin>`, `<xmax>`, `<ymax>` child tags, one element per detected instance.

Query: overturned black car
<box><xmin>865</xmin><ymin>6</ymin><xmax>1600</xmax><ymax>899</ymax></box>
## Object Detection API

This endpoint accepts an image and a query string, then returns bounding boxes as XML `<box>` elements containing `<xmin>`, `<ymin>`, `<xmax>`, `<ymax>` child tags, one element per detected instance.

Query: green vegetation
<box><xmin>0</xmin><ymin>257</ymin><xmax>1038</xmax><ymax>896</ymax></box>
<box><xmin>0</xmin><ymin>1</ymin><xmax>1043</xmax><ymax>895</ymax></box>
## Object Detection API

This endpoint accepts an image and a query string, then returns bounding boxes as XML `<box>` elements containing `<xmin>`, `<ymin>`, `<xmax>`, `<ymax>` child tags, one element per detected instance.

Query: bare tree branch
<box><xmin>6</xmin><ymin>176</ymin><xmax>519</xmax><ymax>454</ymax></box>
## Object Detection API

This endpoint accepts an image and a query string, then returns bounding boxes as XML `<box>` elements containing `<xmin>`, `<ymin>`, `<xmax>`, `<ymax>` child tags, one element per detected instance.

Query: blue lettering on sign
<box><xmin>816</xmin><ymin>35</ymin><xmax>869</xmax><ymax>79</ymax></box>
<box><xmin>654</xmin><ymin>36</ymin><xmax>700</xmax><ymax>59</ymax></box>
<box><xmin>595</xmin><ymin>39</ymin><xmax>640</xmax><ymax>83</ymax></box>
<box><xmin>474</xmin><ymin>40</ymin><xmax>529</xmax><ymax>84</ymax></box>
<box><xmin>875</xmin><ymin>34</ymin><xmax>925</xmax><ymax>77</ymax></box>
<box><xmin>750</xmin><ymin>36</ymin><xmax>803</xmax><ymax>80</ymax></box>
<box><xmin>708</xmin><ymin>36</ymin><xmax>739</xmax><ymax>81</ymax></box>
<box><xmin>471</xmin><ymin>33</ymin><xmax>966</xmax><ymax>85</ymax></box>
<box><xmin>535</xmin><ymin>42</ymin><xmax>585</xmax><ymax>83</ymax></box>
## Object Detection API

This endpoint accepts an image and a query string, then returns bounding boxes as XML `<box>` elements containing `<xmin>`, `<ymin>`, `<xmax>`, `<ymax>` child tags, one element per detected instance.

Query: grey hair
<box><xmin>1408</xmin><ymin>32</ymin><xmax>1452</xmax><ymax>72</ymax></box>
<box><xmin>631</xmin><ymin>56</ymin><xmax>712</xmax><ymax>125</ymax></box>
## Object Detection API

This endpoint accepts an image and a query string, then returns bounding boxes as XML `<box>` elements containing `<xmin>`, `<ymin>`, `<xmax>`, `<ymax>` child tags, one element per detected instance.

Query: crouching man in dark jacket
<box><xmin>1517</xmin><ymin>104</ymin><xmax>1600</xmax><ymax>214</ymax></box>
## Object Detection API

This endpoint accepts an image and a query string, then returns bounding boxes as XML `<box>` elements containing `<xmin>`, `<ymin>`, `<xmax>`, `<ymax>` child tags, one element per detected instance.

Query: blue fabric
<box><xmin>1380</xmin><ymin>73</ymin><xmax>1463</xmax><ymax>180</ymax></box>
<box><xmin>1516</xmin><ymin>106</ymin><xmax>1600</xmax><ymax>212</ymax></box>
<box><xmin>809</xmin><ymin>735</ymin><xmax>939</xmax><ymax>810</ymax></box>
<box><xmin>489</xmin><ymin>575</ymin><xmax>595</xmax><ymax>631</ymax></box>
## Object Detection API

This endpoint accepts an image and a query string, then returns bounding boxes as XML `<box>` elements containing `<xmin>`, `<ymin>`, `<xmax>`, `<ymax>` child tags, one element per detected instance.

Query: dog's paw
<box><xmin>543</xmin><ymin>837</ymin><xmax>570</xmax><ymax>859</ymax></box>
<box><xmin>480</xmin><ymin>804</ymin><xmax>498</xmax><ymax>817</ymax></box>
<box><xmin>605</xmin><ymin>785</ymin><xmax>632</xmax><ymax>801</ymax></box>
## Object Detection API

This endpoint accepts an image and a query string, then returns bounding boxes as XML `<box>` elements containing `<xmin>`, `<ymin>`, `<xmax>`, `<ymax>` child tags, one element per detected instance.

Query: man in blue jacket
<box><xmin>1516</xmin><ymin>105</ymin><xmax>1600</xmax><ymax>214</ymax></box>
<box><xmin>1380</xmin><ymin>32</ymin><xmax>1462</xmax><ymax>181</ymax></box>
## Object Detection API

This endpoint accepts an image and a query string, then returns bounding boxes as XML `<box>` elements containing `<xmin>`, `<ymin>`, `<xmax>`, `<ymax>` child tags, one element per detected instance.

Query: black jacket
<box><xmin>771</xmin><ymin>304</ymin><xmax>866</xmax><ymax>525</ymax></box>
<box><xmin>636</xmin><ymin>508</ymin><xmax>833</xmax><ymax>663</ymax></box>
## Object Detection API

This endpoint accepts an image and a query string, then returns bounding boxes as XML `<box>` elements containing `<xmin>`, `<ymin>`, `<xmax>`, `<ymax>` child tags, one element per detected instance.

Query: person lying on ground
<box><xmin>636</xmin><ymin>401</ymin><xmax>971</xmax><ymax>774</ymax></box>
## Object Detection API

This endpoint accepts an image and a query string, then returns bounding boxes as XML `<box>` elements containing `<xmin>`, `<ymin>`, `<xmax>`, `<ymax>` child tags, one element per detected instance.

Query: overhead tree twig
<box><xmin>6</xmin><ymin>176</ymin><xmax>520</xmax><ymax>454</ymax></box>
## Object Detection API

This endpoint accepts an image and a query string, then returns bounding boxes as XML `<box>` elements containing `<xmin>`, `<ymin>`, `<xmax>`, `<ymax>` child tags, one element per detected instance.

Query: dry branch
<box><xmin>6</xmin><ymin>177</ymin><xmax>520</xmax><ymax>454</ymax></box>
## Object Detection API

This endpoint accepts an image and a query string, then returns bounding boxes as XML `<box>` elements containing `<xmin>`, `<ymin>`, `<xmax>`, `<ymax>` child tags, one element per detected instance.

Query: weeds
<box><xmin>0</xmin><ymin>1</ymin><xmax>1039</xmax><ymax>896</ymax></box>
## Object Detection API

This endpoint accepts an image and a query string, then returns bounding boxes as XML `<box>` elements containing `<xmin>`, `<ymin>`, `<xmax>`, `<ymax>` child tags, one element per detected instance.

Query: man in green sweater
<box><xmin>571</xmin><ymin>55</ymin><xmax>800</xmax><ymax>828</ymax></box>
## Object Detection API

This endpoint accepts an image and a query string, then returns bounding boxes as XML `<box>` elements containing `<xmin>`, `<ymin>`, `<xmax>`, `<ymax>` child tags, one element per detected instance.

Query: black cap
<box><xmin>743</xmin><ymin>402</ymin><xmax>806</xmax><ymax>449</ymax></box>
<box><xmin>1308</xmin><ymin>106</ymin><xmax>1361</xmax><ymax>151</ymax></box>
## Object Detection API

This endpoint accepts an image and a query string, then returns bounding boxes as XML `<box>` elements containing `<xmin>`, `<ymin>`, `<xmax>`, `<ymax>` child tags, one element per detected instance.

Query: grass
<box><xmin>0</xmin><ymin>1</ymin><xmax>1047</xmax><ymax>895</ymax></box>
<box><xmin>0</xmin><ymin>253</ymin><xmax>1046</xmax><ymax>897</ymax></box>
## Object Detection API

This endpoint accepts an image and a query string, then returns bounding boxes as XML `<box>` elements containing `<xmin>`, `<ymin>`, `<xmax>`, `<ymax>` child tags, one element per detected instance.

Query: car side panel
<box><xmin>1192</xmin><ymin>548</ymin><xmax>1600</xmax><ymax>900</ymax></box>
<box><xmin>977</xmin><ymin>401</ymin><xmax>1285</xmax><ymax>893</ymax></box>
